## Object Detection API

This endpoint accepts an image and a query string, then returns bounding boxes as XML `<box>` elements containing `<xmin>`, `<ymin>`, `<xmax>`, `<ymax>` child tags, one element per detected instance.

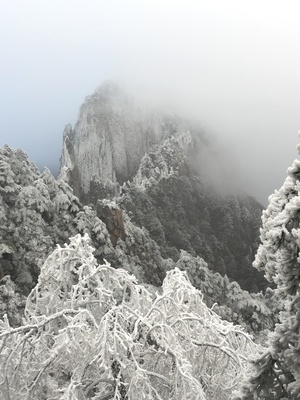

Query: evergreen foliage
<box><xmin>0</xmin><ymin>145</ymin><xmax>112</xmax><ymax>294</ymax></box>
<box><xmin>0</xmin><ymin>275</ymin><xmax>25</xmax><ymax>327</ymax></box>
<box><xmin>241</xmin><ymin>155</ymin><xmax>300</xmax><ymax>398</ymax></box>
<box><xmin>119</xmin><ymin>171</ymin><xmax>265</xmax><ymax>292</ymax></box>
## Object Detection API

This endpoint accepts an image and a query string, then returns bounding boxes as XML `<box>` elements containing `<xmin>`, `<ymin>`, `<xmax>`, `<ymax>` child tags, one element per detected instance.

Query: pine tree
<box><xmin>240</xmin><ymin>152</ymin><xmax>300</xmax><ymax>398</ymax></box>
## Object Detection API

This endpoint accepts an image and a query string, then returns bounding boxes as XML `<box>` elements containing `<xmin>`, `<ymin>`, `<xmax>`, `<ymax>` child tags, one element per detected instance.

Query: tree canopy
<box><xmin>0</xmin><ymin>234</ymin><xmax>260</xmax><ymax>400</ymax></box>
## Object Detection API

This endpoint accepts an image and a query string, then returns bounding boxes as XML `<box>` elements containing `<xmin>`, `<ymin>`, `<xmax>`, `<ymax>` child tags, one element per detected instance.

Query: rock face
<box><xmin>96</xmin><ymin>202</ymin><xmax>126</xmax><ymax>247</ymax></box>
<box><xmin>60</xmin><ymin>82</ymin><xmax>165</xmax><ymax>195</ymax></box>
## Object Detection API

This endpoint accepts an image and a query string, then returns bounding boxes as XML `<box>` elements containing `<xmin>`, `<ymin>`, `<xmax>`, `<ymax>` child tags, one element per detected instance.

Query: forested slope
<box><xmin>0</xmin><ymin>144</ymin><xmax>274</xmax><ymax>334</ymax></box>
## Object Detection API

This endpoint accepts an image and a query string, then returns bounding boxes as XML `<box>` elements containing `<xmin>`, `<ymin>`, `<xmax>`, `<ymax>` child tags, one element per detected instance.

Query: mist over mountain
<box><xmin>60</xmin><ymin>82</ymin><xmax>266</xmax><ymax>292</ymax></box>
<box><xmin>60</xmin><ymin>82</ymin><xmax>247</xmax><ymax>196</ymax></box>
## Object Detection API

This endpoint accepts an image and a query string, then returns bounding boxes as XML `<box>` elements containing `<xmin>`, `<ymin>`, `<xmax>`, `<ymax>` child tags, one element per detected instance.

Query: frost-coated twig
<box><xmin>0</xmin><ymin>309</ymin><xmax>79</xmax><ymax>339</ymax></box>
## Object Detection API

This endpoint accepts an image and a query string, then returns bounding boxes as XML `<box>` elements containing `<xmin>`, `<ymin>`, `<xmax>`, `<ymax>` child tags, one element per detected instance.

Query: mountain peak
<box><xmin>59</xmin><ymin>84</ymin><xmax>187</xmax><ymax>195</ymax></box>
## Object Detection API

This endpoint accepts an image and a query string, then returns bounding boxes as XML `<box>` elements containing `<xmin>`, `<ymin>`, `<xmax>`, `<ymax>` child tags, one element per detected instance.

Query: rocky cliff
<box><xmin>60</xmin><ymin>82</ymin><xmax>167</xmax><ymax>195</ymax></box>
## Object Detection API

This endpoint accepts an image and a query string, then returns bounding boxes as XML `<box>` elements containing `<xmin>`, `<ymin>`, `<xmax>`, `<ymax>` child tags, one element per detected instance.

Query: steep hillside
<box><xmin>0</xmin><ymin>144</ymin><xmax>274</xmax><ymax>335</ymax></box>
<box><xmin>0</xmin><ymin>145</ymin><xmax>169</xmax><ymax>295</ymax></box>
<box><xmin>60</xmin><ymin>82</ymin><xmax>267</xmax><ymax>292</ymax></box>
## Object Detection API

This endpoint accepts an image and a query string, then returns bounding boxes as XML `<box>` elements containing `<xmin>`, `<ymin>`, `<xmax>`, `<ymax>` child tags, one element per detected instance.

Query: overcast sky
<box><xmin>1</xmin><ymin>1</ymin><xmax>300</xmax><ymax>205</ymax></box>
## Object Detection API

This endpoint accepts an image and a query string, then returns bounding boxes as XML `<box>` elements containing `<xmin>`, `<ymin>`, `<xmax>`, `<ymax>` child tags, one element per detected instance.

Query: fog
<box><xmin>1</xmin><ymin>1</ymin><xmax>300</xmax><ymax>205</ymax></box>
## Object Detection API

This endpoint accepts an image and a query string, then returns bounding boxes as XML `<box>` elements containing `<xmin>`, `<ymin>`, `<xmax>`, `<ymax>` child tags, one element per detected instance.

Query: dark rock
<box><xmin>97</xmin><ymin>203</ymin><xmax>126</xmax><ymax>247</ymax></box>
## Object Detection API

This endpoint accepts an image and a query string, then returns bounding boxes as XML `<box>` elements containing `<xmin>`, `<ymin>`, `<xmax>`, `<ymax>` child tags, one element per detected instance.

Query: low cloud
<box><xmin>0</xmin><ymin>1</ymin><xmax>299</xmax><ymax>204</ymax></box>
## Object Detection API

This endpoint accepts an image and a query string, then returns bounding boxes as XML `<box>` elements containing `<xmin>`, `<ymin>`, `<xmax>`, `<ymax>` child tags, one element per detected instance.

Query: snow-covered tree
<box><xmin>0</xmin><ymin>275</ymin><xmax>25</xmax><ymax>327</ymax></box>
<box><xmin>241</xmin><ymin>152</ymin><xmax>300</xmax><ymax>398</ymax></box>
<box><xmin>0</xmin><ymin>234</ymin><xmax>260</xmax><ymax>400</ymax></box>
<box><xmin>0</xmin><ymin>146</ymin><xmax>113</xmax><ymax>294</ymax></box>
<box><xmin>175</xmin><ymin>250</ymin><xmax>274</xmax><ymax>335</ymax></box>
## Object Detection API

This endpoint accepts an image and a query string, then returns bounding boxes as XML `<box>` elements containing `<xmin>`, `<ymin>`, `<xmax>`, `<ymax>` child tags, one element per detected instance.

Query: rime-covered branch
<box><xmin>0</xmin><ymin>234</ymin><xmax>259</xmax><ymax>399</ymax></box>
